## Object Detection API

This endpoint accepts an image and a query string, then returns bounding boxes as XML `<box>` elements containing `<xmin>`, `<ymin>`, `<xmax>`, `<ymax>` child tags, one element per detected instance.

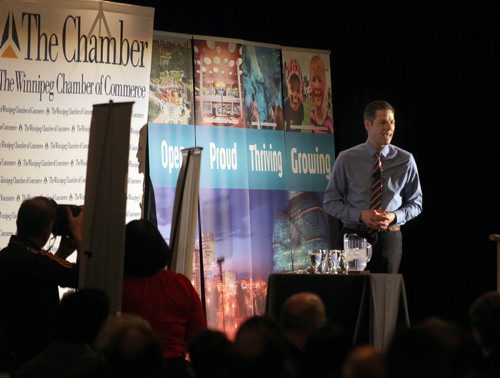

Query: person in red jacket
<box><xmin>121</xmin><ymin>219</ymin><xmax>207</xmax><ymax>378</ymax></box>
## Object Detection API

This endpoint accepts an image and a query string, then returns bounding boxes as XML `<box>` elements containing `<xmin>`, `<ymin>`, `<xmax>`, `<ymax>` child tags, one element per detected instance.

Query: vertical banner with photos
<box><xmin>147</xmin><ymin>32</ymin><xmax>196</xmax><ymax>240</ymax></box>
<box><xmin>273</xmin><ymin>49</ymin><xmax>335</xmax><ymax>273</ymax></box>
<box><xmin>0</xmin><ymin>0</ymin><xmax>154</xmax><ymax>247</ymax></box>
<box><xmin>148</xmin><ymin>36</ymin><xmax>336</xmax><ymax>336</ymax></box>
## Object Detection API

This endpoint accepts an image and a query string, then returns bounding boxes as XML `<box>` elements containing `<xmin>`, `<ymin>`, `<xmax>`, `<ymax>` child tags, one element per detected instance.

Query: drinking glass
<box><xmin>307</xmin><ymin>250</ymin><xmax>322</xmax><ymax>274</ymax></box>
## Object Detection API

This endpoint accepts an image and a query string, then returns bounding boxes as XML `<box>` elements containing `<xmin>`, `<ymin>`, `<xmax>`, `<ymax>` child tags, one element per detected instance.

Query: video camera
<box><xmin>52</xmin><ymin>204</ymin><xmax>81</xmax><ymax>238</ymax></box>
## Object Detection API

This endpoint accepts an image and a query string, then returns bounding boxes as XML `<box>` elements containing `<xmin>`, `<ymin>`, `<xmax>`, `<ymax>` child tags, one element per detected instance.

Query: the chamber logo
<box><xmin>0</xmin><ymin>8</ymin><xmax>148</xmax><ymax>67</ymax></box>
<box><xmin>0</xmin><ymin>12</ymin><xmax>20</xmax><ymax>59</ymax></box>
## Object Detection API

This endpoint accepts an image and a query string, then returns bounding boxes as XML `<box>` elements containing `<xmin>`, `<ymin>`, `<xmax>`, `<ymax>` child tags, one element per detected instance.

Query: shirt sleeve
<box><xmin>323</xmin><ymin>153</ymin><xmax>362</xmax><ymax>223</ymax></box>
<box><xmin>31</xmin><ymin>250</ymin><xmax>79</xmax><ymax>288</ymax></box>
<box><xmin>393</xmin><ymin>154</ymin><xmax>423</xmax><ymax>224</ymax></box>
<box><xmin>178</xmin><ymin>274</ymin><xmax>207</xmax><ymax>342</ymax></box>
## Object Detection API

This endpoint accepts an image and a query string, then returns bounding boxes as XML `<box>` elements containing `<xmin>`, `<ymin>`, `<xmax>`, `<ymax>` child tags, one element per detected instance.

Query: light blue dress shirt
<box><xmin>323</xmin><ymin>141</ymin><xmax>423</xmax><ymax>225</ymax></box>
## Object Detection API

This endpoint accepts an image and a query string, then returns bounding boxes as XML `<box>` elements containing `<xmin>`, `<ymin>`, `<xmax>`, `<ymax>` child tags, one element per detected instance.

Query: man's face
<box><xmin>288</xmin><ymin>75</ymin><xmax>303</xmax><ymax>111</ymax></box>
<box><xmin>136</xmin><ymin>126</ymin><xmax>147</xmax><ymax>174</ymax></box>
<box><xmin>365</xmin><ymin>109</ymin><xmax>395</xmax><ymax>149</ymax></box>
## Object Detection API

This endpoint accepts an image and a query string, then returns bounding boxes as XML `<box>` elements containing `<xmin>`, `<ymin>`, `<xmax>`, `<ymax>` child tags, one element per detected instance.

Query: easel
<box><xmin>79</xmin><ymin>101</ymin><xmax>133</xmax><ymax>315</ymax></box>
<box><xmin>168</xmin><ymin>147</ymin><xmax>206</xmax><ymax>314</ymax></box>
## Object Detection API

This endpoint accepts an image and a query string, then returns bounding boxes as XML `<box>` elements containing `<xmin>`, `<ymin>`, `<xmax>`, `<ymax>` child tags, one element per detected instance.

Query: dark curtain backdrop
<box><xmin>122</xmin><ymin>0</ymin><xmax>500</xmax><ymax>327</ymax></box>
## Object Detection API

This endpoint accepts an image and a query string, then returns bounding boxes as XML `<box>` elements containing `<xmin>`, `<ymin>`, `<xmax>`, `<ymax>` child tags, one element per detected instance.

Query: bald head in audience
<box><xmin>279</xmin><ymin>292</ymin><xmax>327</xmax><ymax>350</ymax></box>
<box><xmin>98</xmin><ymin>314</ymin><xmax>163</xmax><ymax>378</ymax></box>
<box><xmin>342</xmin><ymin>345</ymin><xmax>385</xmax><ymax>378</ymax></box>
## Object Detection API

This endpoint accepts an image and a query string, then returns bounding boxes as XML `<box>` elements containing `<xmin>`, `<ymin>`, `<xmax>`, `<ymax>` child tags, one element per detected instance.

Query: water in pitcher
<box><xmin>345</xmin><ymin>248</ymin><xmax>369</xmax><ymax>271</ymax></box>
<box><xmin>344</xmin><ymin>233</ymin><xmax>372</xmax><ymax>272</ymax></box>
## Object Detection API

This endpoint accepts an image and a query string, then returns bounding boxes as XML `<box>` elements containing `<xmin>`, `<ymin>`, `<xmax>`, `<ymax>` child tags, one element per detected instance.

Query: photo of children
<box><xmin>283</xmin><ymin>58</ymin><xmax>304</xmax><ymax>131</ymax></box>
<box><xmin>309</xmin><ymin>55</ymin><xmax>333</xmax><ymax>133</ymax></box>
<box><xmin>282</xmin><ymin>51</ymin><xmax>333</xmax><ymax>134</ymax></box>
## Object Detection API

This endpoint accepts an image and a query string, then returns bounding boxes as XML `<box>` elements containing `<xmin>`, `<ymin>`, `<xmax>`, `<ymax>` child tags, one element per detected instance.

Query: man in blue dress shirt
<box><xmin>323</xmin><ymin>100</ymin><xmax>422</xmax><ymax>273</ymax></box>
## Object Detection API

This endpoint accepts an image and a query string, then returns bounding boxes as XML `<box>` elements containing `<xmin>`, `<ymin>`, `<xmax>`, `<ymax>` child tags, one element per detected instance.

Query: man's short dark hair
<box><xmin>16</xmin><ymin>196</ymin><xmax>57</xmax><ymax>238</ymax></box>
<box><xmin>363</xmin><ymin>100</ymin><xmax>395</xmax><ymax>122</ymax></box>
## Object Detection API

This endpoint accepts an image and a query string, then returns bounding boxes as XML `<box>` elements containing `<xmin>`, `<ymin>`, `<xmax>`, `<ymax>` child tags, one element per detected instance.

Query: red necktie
<box><xmin>368</xmin><ymin>152</ymin><xmax>383</xmax><ymax>236</ymax></box>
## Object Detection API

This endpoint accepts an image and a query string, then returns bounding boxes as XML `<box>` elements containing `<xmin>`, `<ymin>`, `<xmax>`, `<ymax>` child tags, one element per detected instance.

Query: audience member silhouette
<box><xmin>385</xmin><ymin>323</ymin><xmax>452</xmax><ymax>378</ymax></box>
<box><xmin>341</xmin><ymin>345</ymin><xmax>385</xmax><ymax>378</ymax></box>
<box><xmin>121</xmin><ymin>219</ymin><xmax>206</xmax><ymax>378</ymax></box>
<box><xmin>279</xmin><ymin>292</ymin><xmax>327</xmax><ymax>376</ymax></box>
<box><xmin>470</xmin><ymin>291</ymin><xmax>500</xmax><ymax>377</ymax></box>
<box><xmin>0</xmin><ymin>196</ymin><xmax>83</xmax><ymax>372</ymax></box>
<box><xmin>301</xmin><ymin>323</ymin><xmax>353</xmax><ymax>378</ymax></box>
<box><xmin>421</xmin><ymin>316</ymin><xmax>480</xmax><ymax>378</ymax></box>
<box><xmin>188</xmin><ymin>329</ymin><xmax>233</xmax><ymax>378</ymax></box>
<box><xmin>98</xmin><ymin>314</ymin><xmax>163</xmax><ymax>378</ymax></box>
<box><xmin>280</xmin><ymin>292</ymin><xmax>327</xmax><ymax>351</ymax></box>
<box><xmin>233</xmin><ymin>315</ymin><xmax>294</xmax><ymax>378</ymax></box>
<box><xmin>15</xmin><ymin>288</ymin><xmax>110</xmax><ymax>378</ymax></box>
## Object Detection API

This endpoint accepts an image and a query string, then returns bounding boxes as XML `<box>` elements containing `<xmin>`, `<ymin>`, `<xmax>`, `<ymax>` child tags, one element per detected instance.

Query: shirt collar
<box><xmin>364</xmin><ymin>141</ymin><xmax>390</xmax><ymax>158</ymax></box>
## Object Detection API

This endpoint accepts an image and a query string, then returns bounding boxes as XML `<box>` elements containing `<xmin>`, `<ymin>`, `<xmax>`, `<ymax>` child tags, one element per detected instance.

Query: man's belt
<box><xmin>343</xmin><ymin>223</ymin><xmax>401</xmax><ymax>232</ymax></box>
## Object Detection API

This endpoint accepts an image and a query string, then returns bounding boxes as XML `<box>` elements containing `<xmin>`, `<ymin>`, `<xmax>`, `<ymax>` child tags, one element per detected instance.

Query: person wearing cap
<box><xmin>284</xmin><ymin>58</ymin><xmax>305</xmax><ymax>130</ymax></box>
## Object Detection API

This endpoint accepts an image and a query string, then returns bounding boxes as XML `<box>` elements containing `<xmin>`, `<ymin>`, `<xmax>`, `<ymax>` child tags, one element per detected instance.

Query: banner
<box><xmin>0</xmin><ymin>0</ymin><xmax>154</xmax><ymax>247</ymax></box>
<box><xmin>275</xmin><ymin>48</ymin><xmax>334</xmax><ymax>273</ymax></box>
<box><xmin>148</xmin><ymin>36</ymin><xmax>335</xmax><ymax>335</ymax></box>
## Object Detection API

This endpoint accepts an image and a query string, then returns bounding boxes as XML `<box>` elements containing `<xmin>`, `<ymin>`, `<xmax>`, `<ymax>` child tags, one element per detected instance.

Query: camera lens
<box><xmin>52</xmin><ymin>204</ymin><xmax>81</xmax><ymax>238</ymax></box>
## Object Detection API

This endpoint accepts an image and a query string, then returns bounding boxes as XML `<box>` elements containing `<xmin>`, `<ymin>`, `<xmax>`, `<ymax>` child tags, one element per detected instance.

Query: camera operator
<box><xmin>0</xmin><ymin>196</ymin><xmax>84</xmax><ymax>373</ymax></box>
